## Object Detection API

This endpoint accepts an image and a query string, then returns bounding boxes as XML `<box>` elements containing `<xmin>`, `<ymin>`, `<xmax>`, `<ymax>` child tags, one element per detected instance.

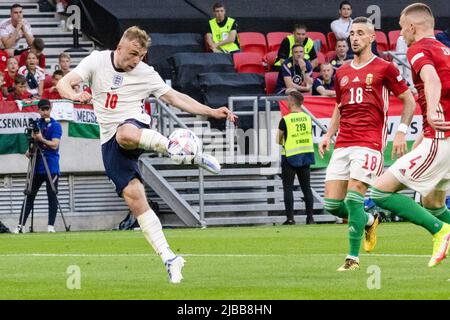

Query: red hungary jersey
<box><xmin>335</xmin><ymin>56</ymin><xmax>409</xmax><ymax>152</ymax></box>
<box><xmin>407</xmin><ymin>37</ymin><xmax>450</xmax><ymax>139</ymax></box>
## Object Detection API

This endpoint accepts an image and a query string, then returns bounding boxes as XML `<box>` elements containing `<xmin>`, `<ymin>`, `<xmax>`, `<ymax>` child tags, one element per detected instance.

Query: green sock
<box><xmin>426</xmin><ymin>206</ymin><xmax>450</xmax><ymax>224</ymax></box>
<box><xmin>371</xmin><ymin>188</ymin><xmax>443</xmax><ymax>234</ymax></box>
<box><xmin>324</xmin><ymin>198</ymin><xmax>348</xmax><ymax>218</ymax></box>
<box><xmin>345</xmin><ymin>191</ymin><xmax>368</xmax><ymax>257</ymax></box>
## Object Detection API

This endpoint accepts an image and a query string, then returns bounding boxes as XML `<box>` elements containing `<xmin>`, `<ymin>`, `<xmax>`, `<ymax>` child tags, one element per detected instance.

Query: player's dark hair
<box><xmin>339</xmin><ymin>1</ymin><xmax>352</xmax><ymax>10</ymax></box>
<box><xmin>213</xmin><ymin>3</ymin><xmax>224</xmax><ymax>11</ymax></box>
<box><xmin>288</xmin><ymin>90</ymin><xmax>304</xmax><ymax>106</ymax></box>
<box><xmin>352</xmin><ymin>16</ymin><xmax>375</xmax><ymax>31</ymax></box>
<box><xmin>10</xmin><ymin>3</ymin><xmax>22</xmax><ymax>11</ymax></box>
<box><xmin>353</xmin><ymin>16</ymin><xmax>371</xmax><ymax>25</ymax></box>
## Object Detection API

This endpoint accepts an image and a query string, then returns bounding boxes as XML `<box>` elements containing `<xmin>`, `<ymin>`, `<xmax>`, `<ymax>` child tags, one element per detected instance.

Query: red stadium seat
<box><xmin>264</xmin><ymin>72</ymin><xmax>278</xmax><ymax>94</ymax></box>
<box><xmin>388</xmin><ymin>30</ymin><xmax>401</xmax><ymax>50</ymax></box>
<box><xmin>327</xmin><ymin>32</ymin><xmax>337</xmax><ymax>51</ymax></box>
<box><xmin>266</xmin><ymin>32</ymin><xmax>290</xmax><ymax>53</ymax></box>
<box><xmin>326</xmin><ymin>50</ymin><xmax>336</xmax><ymax>62</ymax></box>
<box><xmin>312</xmin><ymin>71</ymin><xmax>320</xmax><ymax>80</ymax></box>
<box><xmin>44</xmin><ymin>74</ymin><xmax>53</xmax><ymax>89</ymax></box>
<box><xmin>307</xmin><ymin>31</ymin><xmax>328</xmax><ymax>53</ymax></box>
<box><xmin>264</xmin><ymin>51</ymin><xmax>278</xmax><ymax>71</ymax></box>
<box><xmin>239</xmin><ymin>32</ymin><xmax>267</xmax><ymax>58</ymax></box>
<box><xmin>316</xmin><ymin>52</ymin><xmax>326</xmax><ymax>65</ymax></box>
<box><xmin>375</xmin><ymin>31</ymin><xmax>389</xmax><ymax>53</ymax></box>
<box><xmin>233</xmin><ymin>52</ymin><xmax>265</xmax><ymax>74</ymax></box>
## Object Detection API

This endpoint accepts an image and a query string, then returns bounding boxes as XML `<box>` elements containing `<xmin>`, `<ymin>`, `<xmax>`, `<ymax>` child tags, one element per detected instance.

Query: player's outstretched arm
<box><xmin>160</xmin><ymin>89</ymin><xmax>238</xmax><ymax>123</ymax></box>
<box><xmin>420</xmin><ymin>65</ymin><xmax>450</xmax><ymax>131</ymax></box>
<box><xmin>57</xmin><ymin>72</ymin><xmax>92</xmax><ymax>103</ymax></box>
<box><xmin>392</xmin><ymin>89</ymin><xmax>416</xmax><ymax>159</ymax></box>
<box><xmin>318</xmin><ymin>103</ymin><xmax>340</xmax><ymax>158</ymax></box>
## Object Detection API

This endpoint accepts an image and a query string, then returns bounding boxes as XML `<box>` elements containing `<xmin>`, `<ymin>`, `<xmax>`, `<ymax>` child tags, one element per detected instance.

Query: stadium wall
<box><xmin>0</xmin><ymin>121</ymin><xmax>104</xmax><ymax>175</ymax></box>
<box><xmin>81</xmin><ymin>0</ymin><xmax>450</xmax><ymax>49</ymax></box>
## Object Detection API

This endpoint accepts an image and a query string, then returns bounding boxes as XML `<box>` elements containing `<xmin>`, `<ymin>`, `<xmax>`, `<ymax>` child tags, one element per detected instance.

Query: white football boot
<box><xmin>165</xmin><ymin>256</ymin><xmax>186</xmax><ymax>284</ymax></box>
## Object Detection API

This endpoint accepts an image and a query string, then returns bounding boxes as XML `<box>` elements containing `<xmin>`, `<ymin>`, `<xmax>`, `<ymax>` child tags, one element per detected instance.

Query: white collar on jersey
<box><xmin>350</xmin><ymin>54</ymin><xmax>377</xmax><ymax>70</ymax></box>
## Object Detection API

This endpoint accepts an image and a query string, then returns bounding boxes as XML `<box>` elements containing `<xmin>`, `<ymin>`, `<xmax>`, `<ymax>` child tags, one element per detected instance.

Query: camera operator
<box><xmin>13</xmin><ymin>99</ymin><xmax>62</xmax><ymax>233</ymax></box>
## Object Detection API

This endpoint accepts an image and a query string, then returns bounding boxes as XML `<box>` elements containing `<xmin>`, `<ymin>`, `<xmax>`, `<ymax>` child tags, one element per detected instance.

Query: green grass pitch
<box><xmin>0</xmin><ymin>223</ymin><xmax>449</xmax><ymax>300</ymax></box>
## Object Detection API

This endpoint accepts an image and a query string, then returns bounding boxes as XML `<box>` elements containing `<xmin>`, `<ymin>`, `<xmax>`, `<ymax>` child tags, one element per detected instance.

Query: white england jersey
<box><xmin>70</xmin><ymin>50</ymin><xmax>170</xmax><ymax>143</ymax></box>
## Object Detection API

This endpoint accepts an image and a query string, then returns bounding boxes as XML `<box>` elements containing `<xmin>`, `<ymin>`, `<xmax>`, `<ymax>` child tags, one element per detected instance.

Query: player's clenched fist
<box><xmin>72</xmin><ymin>91</ymin><xmax>92</xmax><ymax>104</ymax></box>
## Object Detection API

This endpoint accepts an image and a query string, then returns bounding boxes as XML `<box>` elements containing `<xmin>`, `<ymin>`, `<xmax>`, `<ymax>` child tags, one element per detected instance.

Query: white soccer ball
<box><xmin>167</xmin><ymin>129</ymin><xmax>202</xmax><ymax>164</ymax></box>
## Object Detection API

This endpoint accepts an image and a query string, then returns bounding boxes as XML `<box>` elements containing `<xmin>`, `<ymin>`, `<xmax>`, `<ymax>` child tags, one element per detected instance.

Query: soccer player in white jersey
<box><xmin>57</xmin><ymin>26</ymin><xmax>237</xmax><ymax>284</ymax></box>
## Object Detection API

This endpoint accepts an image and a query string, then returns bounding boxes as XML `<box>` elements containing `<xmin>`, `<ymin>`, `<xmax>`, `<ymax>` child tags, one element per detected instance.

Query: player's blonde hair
<box><xmin>400</xmin><ymin>3</ymin><xmax>435</xmax><ymax>28</ymax></box>
<box><xmin>401</xmin><ymin>3</ymin><xmax>433</xmax><ymax>17</ymax></box>
<box><xmin>121</xmin><ymin>26</ymin><xmax>151</xmax><ymax>49</ymax></box>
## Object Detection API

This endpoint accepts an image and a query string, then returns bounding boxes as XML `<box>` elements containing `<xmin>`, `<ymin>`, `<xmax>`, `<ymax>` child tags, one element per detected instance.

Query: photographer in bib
<box><xmin>13</xmin><ymin>99</ymin><xmax>63</xmax><ymax>234</ymax></box>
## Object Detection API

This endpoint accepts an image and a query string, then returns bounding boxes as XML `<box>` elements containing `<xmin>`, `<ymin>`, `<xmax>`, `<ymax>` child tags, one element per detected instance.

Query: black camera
<box><xmin>24</xmin><ymin>118</ymin><xmax>40</xmax><ymax>137</ymax></box>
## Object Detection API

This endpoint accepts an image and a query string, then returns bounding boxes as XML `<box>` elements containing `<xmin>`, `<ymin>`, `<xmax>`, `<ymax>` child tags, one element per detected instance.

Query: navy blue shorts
<box><xmin>101</xmin><ymin>119</ymin><xmax>150</xmax><ymax>197</ymax></box>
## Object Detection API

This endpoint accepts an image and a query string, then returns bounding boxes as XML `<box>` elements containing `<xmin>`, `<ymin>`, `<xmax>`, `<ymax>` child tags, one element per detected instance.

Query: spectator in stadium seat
<box><xmin>274</xmin><ymin>24</ymin><xmax>318</xmax><ymax>70</ymax></box>
<box><xmin>19</xmin><ymin>38</ymin><xmax>46</xmax><ymax>69</ymax></box>
<box><xmin>42</xmin><ymin>70</ymin><xmax>64</xmax><ymax>100</ymax></box>
<box><xmin>18</xmin><ymin>52</ymin><xmax>45</xmax><ymax>98</ymax></box>
<box><xmin>277</xmin><ymin>90</ymin><xmax>315</xmax><ymax>225</ymax></box>
<box><xmin>330</xmin><ymin>1</ymin><xmax>353</xmax><ymax>40</ymax></box>
<box><xmin>58</xmin><ymin>52</ymin><xmax>71</xmax><ymax>76</ymax></box>
<box><xmin>205</xmin><ymin>3</ymin><xmax>240</xmax><ymax>54</ymax></box>
<box><xmin>6</xmin><ymin>74</ymin><xmax>32</xmax><ymax>101</ymax></box>
<box><xmin>329</xmin><ymin>39</ymin><xmax>349</xmax><ymax>69</ymax></box>
<box><xmin>436</xmin><ymin>27</ymin><xmax>450</xmax><ymax>48</ymax></box>
<box><xmin>275</xmin><ymin>44</ymin><xmax>313</xmax><ymax>94</ymax></box>
<box><xmin>0</xmin><ymin>4</ymin><xmax>34</xmax><ymax>57</ymax></box>
<box><xmin>1</xmin><ymin>56</ymin><xmax>18</xmax><ymax>96</ymax></box>
<box><xmin>312</xmin><ymin>63</ymin><xmax>336</xmax><ymax>97</ymax></box>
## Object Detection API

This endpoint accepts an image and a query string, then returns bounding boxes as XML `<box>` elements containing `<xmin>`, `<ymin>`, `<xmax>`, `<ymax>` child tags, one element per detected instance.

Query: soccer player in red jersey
<box><xmin>372</xmin><ymin>3</ymin><xmax>450</xmax><ymax>268</ymax></box>
<box><xmin>319</xmin><ymin>17</ymin><xmax>416</xmax><ymax>271</ymax></box>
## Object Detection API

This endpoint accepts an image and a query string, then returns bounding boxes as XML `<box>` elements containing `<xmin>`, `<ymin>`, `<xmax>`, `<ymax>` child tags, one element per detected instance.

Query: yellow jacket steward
<box><xmin>281</xmin><ymin>111</ymin><xmax>314</xmax><ymax>157</ymax></box>
<box><xmin>209</xmin><ymin>17</ymin><xmax>240</xmax><ymax>53</ymax></box>
<box><xmin>275</xmin><ymin>35</ymin><xmax>314</xmax><ymax>66</ymax></box>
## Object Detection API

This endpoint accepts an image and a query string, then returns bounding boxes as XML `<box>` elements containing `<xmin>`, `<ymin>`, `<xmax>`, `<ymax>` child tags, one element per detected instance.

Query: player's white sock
<box><xmin>366</xmin><ymin>213</ymin><xmax>374</xmax><ymax>227</ymax></box>
<box><xmin>137</xmin><ymin>209</ymin><xmax>176</xmax><ymax>263</ymax></box>
<box><xmin>138</xmin><ymin>129</ymin><xmax>169</xmax><ymax>154</ymax></box>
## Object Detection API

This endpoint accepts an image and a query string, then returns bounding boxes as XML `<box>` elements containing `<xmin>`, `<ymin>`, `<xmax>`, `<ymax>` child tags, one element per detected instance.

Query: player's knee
<box><xmin>116</xmin><ymin>127</ymin><xmax>140</xmax><ymax>149</ymax></box>
<box><xmin>122</xmin><ymin>180</ymin><xmax>142</xmax><ymax>201</ymax></box>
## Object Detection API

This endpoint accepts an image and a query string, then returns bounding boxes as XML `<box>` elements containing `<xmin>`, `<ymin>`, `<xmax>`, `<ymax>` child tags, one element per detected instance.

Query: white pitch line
<box><xmin>0</xmin><ymin>253</ymin><xmax>431</xmax><ymax>258</ymax></box>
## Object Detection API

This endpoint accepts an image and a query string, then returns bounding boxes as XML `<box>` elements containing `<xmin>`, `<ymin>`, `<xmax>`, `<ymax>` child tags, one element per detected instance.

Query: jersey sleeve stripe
<box><xmin>410</xmin><ymin>52</ymin><xmax>425</xmax><ymax>66</ymax></box>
